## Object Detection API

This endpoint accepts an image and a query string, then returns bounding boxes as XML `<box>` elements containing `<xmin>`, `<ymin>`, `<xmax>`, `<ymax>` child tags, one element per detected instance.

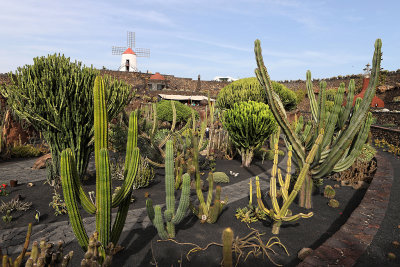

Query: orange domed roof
<box><xmin>123</xmin><ymin>48</ymin><xmax>136</xmax><ymax>55</ymax></box>
<box><xmin>150</xmin><ymin>72</ymin><xmax>165</xmax><ymax>80</ymax></box>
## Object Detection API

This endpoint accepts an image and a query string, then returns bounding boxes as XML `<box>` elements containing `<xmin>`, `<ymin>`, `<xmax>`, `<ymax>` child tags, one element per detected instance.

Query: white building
<box><xmin>213</xmin><ymin>76</ymin><xmax>238</xmax><ymax>82</ymax></box>
<box><xmin>118</xmin><ymin>48</ymin><xmax>137</xmax><ymax>72</ymax></box>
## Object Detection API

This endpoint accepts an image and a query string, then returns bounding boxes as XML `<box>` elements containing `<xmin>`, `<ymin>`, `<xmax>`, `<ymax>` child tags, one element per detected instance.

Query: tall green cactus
<box><xmin>0</xmin><ymin>54</ymin><xmax>131</xmax><ymax>179</ymax></box>
<box><xmin>254</xmin><ymin>39</ymin><xmax>381</xmax><ymax>208</ymax></box>
<box><xmin>146</xmin><ymin>140</ymin><xmax>191</xmax><ymax>239</ymax></box>
<box><xmin>60</xmin><ymin>76</ymin><xmax>140</xmax><ymax>262</ymax></box>
<box><xmin>255</xmin><ymin>131</ymin><xmax>323</xmax><ymax>234</ymax></box>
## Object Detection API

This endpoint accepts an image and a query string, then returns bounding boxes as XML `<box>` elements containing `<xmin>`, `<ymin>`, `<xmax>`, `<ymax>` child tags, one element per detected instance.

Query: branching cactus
<box><xmin>254</xmin><ymin>39</ymin><xmax>381</xmax><ymax>208</ymax></box>
<box><xmin>60</xmin><ymin>76</ymin><xmax>140</xmax><ymax>261</ymax></box>
<box><xmin>189</xmin><ymin>132</ymin><xmax>227</xmax><ymax>224</ymax></box>
<box><xmin>146</xmin><ymin>140</ymin><xmax>191</xmax><ymax>239</ymax></box>
<box><xmin>256</xmin><ymin>132</ymin><xmax>323</xmax><ymax>234</ymax></box>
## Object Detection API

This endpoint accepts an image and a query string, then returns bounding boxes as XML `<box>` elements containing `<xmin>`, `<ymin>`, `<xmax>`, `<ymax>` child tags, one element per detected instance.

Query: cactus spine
<box><xmin>60</xmin><ymin>76</ymin><xmax>140</xmax><ymax>261</ymax></box>
<box><xmin>146</xmin><ymin>140</ymin><xmax>191</xmax><ymax>239</ymax></box>
<box><xmin>254</xmin><ymin>39</ymin><xmax>382</xmax><ymax>209</ymax></box>
<box><xmin>255</xmin><ymin>131</ymin><xmax>323</xmax><ymax>234</ymax></box>
<box><xmin>222</xmin><ymin>228</ymin><xmax>233</xmax><ymax>267</ymax></box>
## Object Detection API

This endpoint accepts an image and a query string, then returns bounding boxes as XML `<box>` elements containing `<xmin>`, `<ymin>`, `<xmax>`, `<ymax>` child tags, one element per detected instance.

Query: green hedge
<box><xmin>217</xmin><ymin>77</ymin><xmax>298</xmax><ymax>111</ymax></box>
<box><xmin>156</xmin><ymin>100</ymin><xmax>198</xmax><ymax>123</ymax></box>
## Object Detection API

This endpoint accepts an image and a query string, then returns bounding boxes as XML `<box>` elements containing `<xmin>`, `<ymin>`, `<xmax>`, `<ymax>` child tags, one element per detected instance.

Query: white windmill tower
<box><xmin>112</xmin><ymin>31</ymin><xmax>150</xmax><ymax>72</ymax></box>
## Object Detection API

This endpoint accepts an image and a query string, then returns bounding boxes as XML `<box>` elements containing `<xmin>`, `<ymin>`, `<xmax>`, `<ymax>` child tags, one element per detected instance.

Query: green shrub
<box><xmin>156</xmin><ymin>100</ymin><xmax>198</xmax><ymax>123</ymax></box>
<box><xmin>206</xmin><ymin>172</ymin><xmax>230</xmax><ymax>183</ymax></box>
<box><xmin>222</xmin><ymin>101</ymin><xmax>277</xmax><ymax>167</ymax></box>
<box><xmin>109</xmin><ymin>118</ymin><xmax>128</xmax><ymax>152</ymax></box>
<box><xmin>325</xmin><ymin>100</ymin><xmax>335</xmax><ymax>113</ymax></box>
<box><xmin>217</xmin><ymin>77</ymin><xmax>297</xmax><ymax>111</ymax></box>
<box><xmin>10</xmin><ymin>144</ymin><xmax>44</xmax><ymax>158</ymax></box>
<box><xmin>325</xmin><ymin>88</ymin><xmax>337</xmax><ymax>101</ymax></box>
<box><xmin>295</xmin><ymin>89</ymin><xmax>306</xmax><ymax>104</ymax></box>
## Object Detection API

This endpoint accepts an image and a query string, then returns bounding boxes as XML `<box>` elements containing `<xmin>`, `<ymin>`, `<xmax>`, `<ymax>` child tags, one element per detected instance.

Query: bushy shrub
<box><xmin>206</xmin><ymin>172</ymin><xmax>230</xmax><ymax>183</ymax></box>
<box><xmin>325</xmin><ymin>88</ymin><xmax>337</xmax><ymax>101</ymax></box>
<box><xmin>222</xmin><ymin>101</ymin><xmax>277</xmax><ymax>167</ymax></box>
<box><xmin>9</xmin><ymin>144</ymin><xmax>45</xmax><ymax>158</ymax></box>
<box><xmin>295</xmin><ymin>89</ymin><xmax>306</xmax><ymax>104</ymax></box>
<box><xmin>217</xmin><ymin>77</ymin><xmax>297</xmax><ymax>111</ymax></box>
<box><xmin>156</xmin><ymin>100</ymin><xmax>198</xmax><ymax>123</ymax></box>
<box><xmin>109</xmin><ymin>118</ymin><xmax>128</xmax><ymax>152</ymax></box>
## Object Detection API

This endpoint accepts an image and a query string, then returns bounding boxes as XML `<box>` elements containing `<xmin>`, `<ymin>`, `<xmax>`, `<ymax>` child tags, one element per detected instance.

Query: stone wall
<box><xmin>99</xmin><ymin>70</ymin><xmax>229</xmax><ymax>97</ymax></box>
<box><xmin>372</xmin><ymin>111</ymin><xmax>400</xmax><ymax>128</ymax></box>
<box><xmin>278</xmin><ymin>70</ymin><xmax>400</xmax><ymax>93</ymax></box>
<box><xmin>370</xmin><ymin>126</ymin><xmax>400</xmax><ymax>146</ymax></box>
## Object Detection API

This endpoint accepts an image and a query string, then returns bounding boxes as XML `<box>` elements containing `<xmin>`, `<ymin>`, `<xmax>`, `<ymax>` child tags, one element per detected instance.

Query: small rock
<box><xmin>387</xmin><ymin>252</ymin><xmax>396</xmax><ymax>260</ymax></box>
<box><xmin>392</xmin><ymin>241</ymin><xmax>400</xmax><ymax>248</ymax></box>
<box><xmin>298</xmin><ymin>247</ymin><xmax>313</xmax><ymax>261</ymax></box>
<box><xmin>27</xmin><ymin>182</ymin><xmax>34</xmax><ymax>187</ymax></box>
<box><xmin>334</xmin><ymin>184</ymin><xmax>340</xmax><ymax>188</ymax></box>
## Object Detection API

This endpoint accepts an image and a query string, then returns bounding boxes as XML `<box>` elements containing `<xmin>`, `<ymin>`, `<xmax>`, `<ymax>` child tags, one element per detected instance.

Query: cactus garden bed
<box><xmin>0</xmin><ymin>155</ymin><xmax>373</xmax><ymax>266</ymax></box>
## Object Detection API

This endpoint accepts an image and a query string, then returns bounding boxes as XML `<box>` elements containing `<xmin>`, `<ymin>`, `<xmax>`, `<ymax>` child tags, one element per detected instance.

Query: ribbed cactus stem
<box><xmin>60</xmin><ymin>76</ymin><xmax>139</xmax><ymax>262</ymax></box>
<box><xmin>222</xmin><ymin>228</ymin><xmax>233</xmax><ymax>267</ymax></box>
<box><xmin>146</xmin><ymin>140</ymin><xmax>190</xmax><ymax>239</ymax></box>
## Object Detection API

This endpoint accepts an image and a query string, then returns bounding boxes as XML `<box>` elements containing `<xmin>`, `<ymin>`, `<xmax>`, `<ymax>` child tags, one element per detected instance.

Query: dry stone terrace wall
<box><xmin>99</xmin><ymin>70</ymin><xmax>229</xmax><ymax>96</ymax></box>
<box><xmin>278</xmin><ymin>70</ymin><xmax>400</xmax><ymax>92</ymax></box>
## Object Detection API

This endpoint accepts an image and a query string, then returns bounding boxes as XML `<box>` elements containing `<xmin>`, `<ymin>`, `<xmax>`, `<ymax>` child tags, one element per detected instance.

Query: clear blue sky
<box><xmin>1</xmin><ymin>0</ymin><xmax>399</xmax><ymax>81</ymax></box>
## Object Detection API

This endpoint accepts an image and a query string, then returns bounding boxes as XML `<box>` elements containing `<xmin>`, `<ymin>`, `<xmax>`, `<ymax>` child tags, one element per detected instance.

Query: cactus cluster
<box><xmin>255</xmin><ymin>130</ymin><xmax>323</xmax><ymax>234</ymax></box>
<box><xmin>25</xmin><ymin>240</ymin><xmax>73</xmax><ymax>267</ymax></box>
<box><xmin>146</xmin><ymin>140</ymin><xmax>191</xmax><ymax>239</ymax></box>
<box><xmin>254</xmin><ymin>39</ymin><xmax>382</xmax><ymax>208</ymax></box>
<box><xmin>60</xmin><ymin>76</ymin><xmax>140</xmax><ymax>262</ymax></box>
<box><xmin>189</xmin><ymin>133</ymin><xmax>227</xmax><ymax>224</ymax></box>
<box><xmin>1</xmin><ymin>223</ymin><xmax>32</xmax><ymax>267</ymax></box>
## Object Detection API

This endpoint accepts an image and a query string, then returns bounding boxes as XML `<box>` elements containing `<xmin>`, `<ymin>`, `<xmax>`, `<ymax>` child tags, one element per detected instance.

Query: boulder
<box><xmin>32</xmin><ymin>153</ymin><xmax>52</xmax><ymax>169</ymax></box>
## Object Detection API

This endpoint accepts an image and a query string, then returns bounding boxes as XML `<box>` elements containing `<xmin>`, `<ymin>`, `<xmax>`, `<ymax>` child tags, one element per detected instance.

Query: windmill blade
<box><xmin>112</xmin><ymin>46</ymin><xmax>127</xmax><ymax>55</ymax></box>
<box><xmin>135</xmin><ymin>48</ymin><xmax>150</xmax><ymax>57</ymax></box>
<box><xmin>127</xmin><ymin>31</ymin><xmax>135</xmax><ymax>48</ymax></box>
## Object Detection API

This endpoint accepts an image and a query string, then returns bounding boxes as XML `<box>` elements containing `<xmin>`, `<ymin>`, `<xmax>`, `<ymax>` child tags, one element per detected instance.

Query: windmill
<box><xmin>112</xmin><ymin>31</ymin><xmax>150</xmax><ymax>72</ymax></box>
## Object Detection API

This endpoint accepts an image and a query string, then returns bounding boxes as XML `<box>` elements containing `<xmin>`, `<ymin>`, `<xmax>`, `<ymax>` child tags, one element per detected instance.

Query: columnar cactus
<box><xmin>190</xmin><ymin>132</ymin><xmax>227</xmax><ymax>224</ymax></box>
<box><xmin>254</xmin><ymin>39</ymin><xmax>381</xmax><ymax>208</ymax></box>
<box><xmin>255</xmin><ymin>131</ymin><xmax>323</xmax><ymax>234</ymax></box>
<box><xmin>60</xmin><ymin>76</ymin><xmax>140</xmax><ymax>261</ymax></box>
<box><xmin>222</xmin><ymin>228</ymin><xmax>233</xmax><ymax>267</ymax></box>
<box><xmin>146</xmin><ymin>140</ymin><xmax>191</xmax><ymax>239</ymax></box>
